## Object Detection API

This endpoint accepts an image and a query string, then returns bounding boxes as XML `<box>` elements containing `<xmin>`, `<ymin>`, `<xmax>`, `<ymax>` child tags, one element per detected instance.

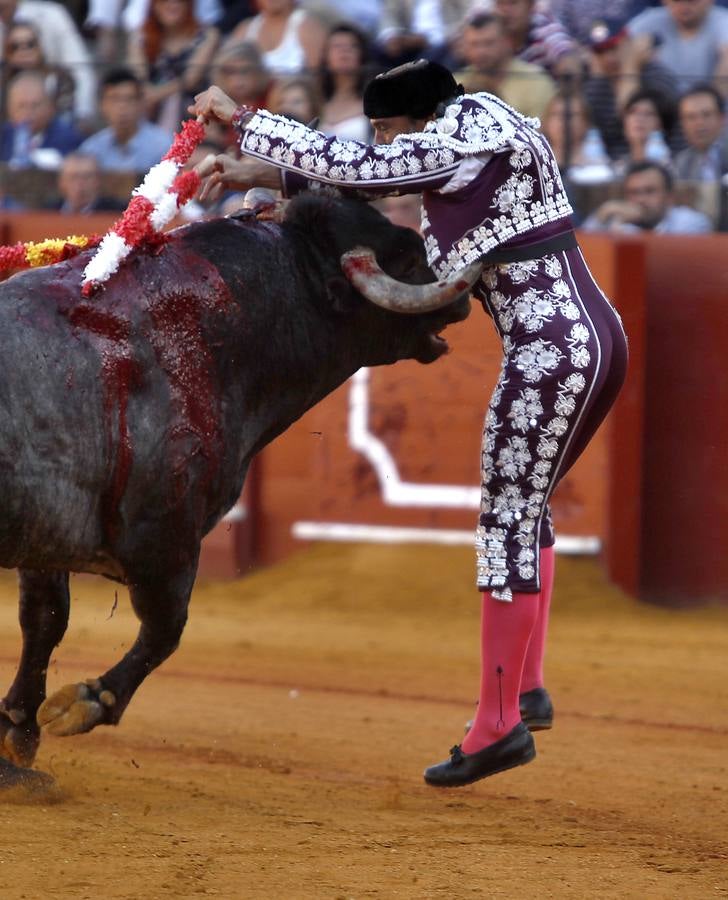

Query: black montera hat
<box><xmin>363</xmin><ymin>59</ymin><xmax>462</xmax><ymax>120</ymax></box>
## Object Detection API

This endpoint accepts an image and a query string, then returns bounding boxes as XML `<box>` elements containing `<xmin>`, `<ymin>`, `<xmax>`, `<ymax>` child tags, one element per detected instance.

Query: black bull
<box><xmin>0</xmin><ymin>193</ymin><xmax>473</xmax><ymax>780</ymax></box>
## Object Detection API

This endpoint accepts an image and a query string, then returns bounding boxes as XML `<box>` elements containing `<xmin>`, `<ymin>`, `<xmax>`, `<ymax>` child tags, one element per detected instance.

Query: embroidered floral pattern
<box><xmin>427</xmin><ymin>126</ymin><xmax>572</xmax><ymax>277</ymax></box>
<box><xmin>475</xmin><ymin>253</ymin><xmax>597</xmax><ymax>594</ymax></box>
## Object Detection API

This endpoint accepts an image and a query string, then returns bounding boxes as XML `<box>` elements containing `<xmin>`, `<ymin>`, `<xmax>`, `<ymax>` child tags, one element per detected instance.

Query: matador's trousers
<box><xmin>474</xmin><ymin>246</ymin><xmax>628</xmax><ymax>599</ymax></box>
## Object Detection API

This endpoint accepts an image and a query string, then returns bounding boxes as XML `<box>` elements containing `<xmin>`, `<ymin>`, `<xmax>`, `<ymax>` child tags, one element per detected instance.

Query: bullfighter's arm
<box><xmin>233</xmin><ymin>108</ymin><xmax>462</xmax><ymax>198</ymax></box>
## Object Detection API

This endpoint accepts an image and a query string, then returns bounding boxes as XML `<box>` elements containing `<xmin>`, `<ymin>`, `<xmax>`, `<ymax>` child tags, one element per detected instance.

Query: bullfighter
<box><xmin>191</xmin><ymin>60</ymin><xmax>629</xmax><ymax>787</ymax></box>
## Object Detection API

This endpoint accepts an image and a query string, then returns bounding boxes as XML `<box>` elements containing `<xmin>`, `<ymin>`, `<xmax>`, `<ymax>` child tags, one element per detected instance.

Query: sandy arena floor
<box><xmin>0</xmin><ymin>543</ymin><xmax>727</xmax><ymax>899</ymax></box>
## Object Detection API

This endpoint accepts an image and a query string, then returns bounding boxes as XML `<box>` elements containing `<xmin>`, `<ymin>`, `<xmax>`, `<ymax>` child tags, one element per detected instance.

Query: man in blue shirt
<box><xmin>79</xmin><ymin>69</ymin><xmax>173</xmax><ymax>174</ymax></box>
<box><xmin>0</xmin><ymin>71</ymin><xmax>82</xmax><ymax>168</ymax></box>
<box><xmin>583</xmin><ymin>160</ymin><xmax>713</xmax><ymax>233</ymax></box>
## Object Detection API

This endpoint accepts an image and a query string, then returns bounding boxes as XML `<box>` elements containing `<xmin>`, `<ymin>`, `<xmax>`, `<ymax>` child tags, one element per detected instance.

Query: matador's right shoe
<box><xmin>464</xmin><ymin>687</ymin><xmax>554</xmax><ymax>735</ymax></box>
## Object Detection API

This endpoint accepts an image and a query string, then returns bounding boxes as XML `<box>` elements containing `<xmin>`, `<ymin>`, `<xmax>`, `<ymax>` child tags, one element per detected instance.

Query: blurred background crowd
<box><xmin>3</xmin><ymin>0</ymin><xmax>728</xmax><ymax>234</ymax></box>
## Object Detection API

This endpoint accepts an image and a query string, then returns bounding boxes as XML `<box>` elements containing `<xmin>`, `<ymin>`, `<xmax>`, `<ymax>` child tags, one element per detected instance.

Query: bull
<box><xmin>0</xmin><ymin>193</ymin><xmax>478</xmax><ymax>786</ymax></box>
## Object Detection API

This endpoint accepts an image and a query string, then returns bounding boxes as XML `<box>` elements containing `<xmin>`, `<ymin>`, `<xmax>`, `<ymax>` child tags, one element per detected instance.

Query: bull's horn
<box><xmin>340</xmin><ymin>247</ymin><xmax>482</xmax><ymax>313</ymax></box>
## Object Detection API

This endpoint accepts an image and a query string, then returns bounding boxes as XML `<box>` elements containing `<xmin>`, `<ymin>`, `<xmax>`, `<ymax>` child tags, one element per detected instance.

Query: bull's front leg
<box><xmin>37</xmin><ymin>565</ymin><xmax>196</xmax><ymax>737</ymax></box>
<box><xmin>0</xmin><ymin>569</ymin><xmax>70</xmax><ymax>766</ymax></box>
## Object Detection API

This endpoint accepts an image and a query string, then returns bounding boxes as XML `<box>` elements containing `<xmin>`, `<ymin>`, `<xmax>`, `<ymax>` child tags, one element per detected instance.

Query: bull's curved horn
<box><xmin>340</xmin><ymin>247</ymin><xmax>482</xmax><ymax>314</ymax></box>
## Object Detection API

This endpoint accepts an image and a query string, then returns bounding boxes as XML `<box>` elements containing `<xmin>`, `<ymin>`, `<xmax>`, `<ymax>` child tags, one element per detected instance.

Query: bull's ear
<box><xmin>325</xmin><ymin>274</ymin><xmax>359</xmax><ymax>314</ymax></box>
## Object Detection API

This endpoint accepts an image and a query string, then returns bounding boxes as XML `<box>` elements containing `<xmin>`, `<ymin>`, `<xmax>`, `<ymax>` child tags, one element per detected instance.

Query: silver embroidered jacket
<box><xmin>237</xmin><ymin>93</ymin><xmax>574</xmax><ymax>279</ymax></box>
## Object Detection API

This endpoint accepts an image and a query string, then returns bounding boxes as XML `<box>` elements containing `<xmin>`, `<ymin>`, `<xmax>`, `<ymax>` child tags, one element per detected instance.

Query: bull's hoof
<box><xmin>0</xmin><ymin>756</ymin><xmax>54</xmax><ymax>792</ymax></box>
<box><xmin>37</xmin><ymin>680</ymin><xmax>116</xmax><ymax>736</ymax></box>
<box><xmin>0</xmin><ymin>702</ymin><xmax>40</xmax><ymax>767</ymax></box>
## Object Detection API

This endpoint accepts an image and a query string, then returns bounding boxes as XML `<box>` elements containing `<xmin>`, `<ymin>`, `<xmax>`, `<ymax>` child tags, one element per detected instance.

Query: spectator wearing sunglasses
<box><xmin>0</xmin><ymin>0</ymin><xmax>97</xmax><ymax>125</ymax></box>
<box><xmin>1</xmin><ymin>22</ymin><xmax>76</xmax><ymax>124</ymax></box>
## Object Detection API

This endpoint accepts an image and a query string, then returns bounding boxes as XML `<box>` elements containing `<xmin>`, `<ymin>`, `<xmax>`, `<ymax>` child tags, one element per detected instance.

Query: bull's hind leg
<box><xmin>38</xmin><ymin>564</ymin><xmax>196</xmax><ymax>736</ymax></box>
<box><xmin>0</xmin><ymin>569</ymin><xmax>70</xmax><ymax>766</ymax></box>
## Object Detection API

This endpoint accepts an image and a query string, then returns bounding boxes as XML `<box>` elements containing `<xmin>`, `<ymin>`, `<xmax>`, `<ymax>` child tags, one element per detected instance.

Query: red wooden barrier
<box><xmin>640</xmin><ymin>234</ymin><xmax>728</xmax><ymax>605</ymax></box>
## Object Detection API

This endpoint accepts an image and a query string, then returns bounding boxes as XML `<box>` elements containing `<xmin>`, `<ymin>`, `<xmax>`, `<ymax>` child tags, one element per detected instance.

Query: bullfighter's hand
<box><xmin>195</xmin><ymin>152</ymin><xmax>282</xmax><ymax>202</ymax></box>
<box><xmin>190</xmin><ymin>86</ymin><xmax>238</xmax><ymax>125</ymax></box>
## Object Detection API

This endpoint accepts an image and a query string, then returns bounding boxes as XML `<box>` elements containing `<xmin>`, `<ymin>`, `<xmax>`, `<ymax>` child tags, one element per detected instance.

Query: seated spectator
<box><xmin>1</xmin><ymin>22</ymin><xmax>76</xmax><ymax>123</ymax></box>
<box><xmin>212</xmin><ymin>40</ymin><xmax>271</xmax><ymax>108</ymax></box>
<box><xmin>0</xmin><ymin>71</ymin><xmax>83</xmax><ymax>170</ymax></box>
<box><xmin>493</xmin><ymin>0</ymin><xmax>581</xmax><ymax>79</ymax></box>
<box><xmin>582</xmin><ymin>160</ymin><xmax>713</xmax><ymax>233</ymax></box>
<box><xmin>78</xmin><ymin>68</ymin><xmax>174</xmax><ymax>173</ymax></box>
<box><xmin>583</xmin><ymin>17</ymin><xmax>678</xmax><ymax>161</ymax></box>
<box><xmin>0</xmin><ymin>0</ymin><xmax>97</xmax><ymax>126</ymax></box>
<box><xmin>673</xmin><ymin>83</ymin><xmax>728</xmax><ymax>181</ymax></box>
<box><xmin>46</xmin><ymin>152</ymin><xmax>127</xmax><ymax>213</ymax></box>
<box><xmin>318</xmin><ymin>24</ymin><xmax>372</xmax><ymax>141</ymax></box>
<box><xmin>540</xmin><ymin>88</ymin><xmax>612</xmax><ymax>181</ymax></box>
<box><xmin>374</xmin><ymin>0</ymin><xmax>471</xmax><ymax>68</ymax></box>
<box><xmin>612</xmin><ymin>87</ymin><xmax>675</xmax><ymax>178</ymax></box>
<box><xmin>455</xmin><ymin>12</ymin><xmax>557</xmax><ymax>120</ymax></box>
<box><xmin>127</xmin><ymin>0</ymin><xmax>220</xmax><ymax>132</ymax></box>
<box><xmin>204</xmin><ymin>41</ymin><xmax>271</xmax><ymax>150</ymax></box>
<box><xmin>620</xmin><ymin>0</ymin><xmax>728</xmax><ymax>108</ymax></box>
<box><xmin>224</xmin><ymin>0</ymin><xmax>327</xmax><ymax>75</ymax></box>
<box><xmin>267</xmin><ymin>75</ymin><xmax>321</xmax><ymax>124</ymax></box>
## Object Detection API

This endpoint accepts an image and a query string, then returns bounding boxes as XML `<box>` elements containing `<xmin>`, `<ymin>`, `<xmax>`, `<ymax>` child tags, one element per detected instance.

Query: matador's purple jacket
<box><xmin>235</xmin><ymin>93</ymin><xmax>628</xmax><ymax>599</ymax></box>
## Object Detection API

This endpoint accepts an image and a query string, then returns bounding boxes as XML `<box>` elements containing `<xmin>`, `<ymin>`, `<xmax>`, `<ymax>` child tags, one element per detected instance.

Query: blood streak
<box><xmin>67</xmin><ymin>303</ymin><xmax>136</xmax><ymax>537</ymax></box>
<box><xmin>147</xmin><ymin>287</ymin><xmax>224</xmax><ymax>502</ymax></box>
<box><xmin>141</xmin><ymin>243</ymin><xmax>236</xmax><ymax>507</ymax></box>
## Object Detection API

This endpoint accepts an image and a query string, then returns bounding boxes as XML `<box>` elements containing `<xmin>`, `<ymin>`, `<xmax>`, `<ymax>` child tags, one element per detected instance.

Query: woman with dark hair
<box><xmin>540</xmin><ymin>89</ymin><xmax>611</xmax><ymax>176</ymax></box>
<box><xmin>127</xmin><ymin>0</ymin><xmax>219</xmax><ymax>131</ymax></box>
<box><xmin>612</xmin><ymin>87</ymin><xmax>676</xmax><ymax>178</ymax></box>
<box><xmin>317</xmin><ymin>24</ymin><xmax>373</xmax><ymax>142</ymax></box>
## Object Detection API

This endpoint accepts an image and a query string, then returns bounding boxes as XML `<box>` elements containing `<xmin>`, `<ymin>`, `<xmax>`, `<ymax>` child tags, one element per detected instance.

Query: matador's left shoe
<box><xmin>519</xmin><ymin>687</ymin><xmax>554</xmax><ymax>731</ymax></box>
<box><xmin>424</xmin><ymin>722</ymin><xmax>535</xmax><ymax>788</ymax></box>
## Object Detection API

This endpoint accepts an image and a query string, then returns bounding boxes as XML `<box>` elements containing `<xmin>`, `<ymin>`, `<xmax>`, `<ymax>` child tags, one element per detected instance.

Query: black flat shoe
<box><xmin>424</xmin><ymin>721</ymin><xmax>535</xmax><ymax>788</ymax></box>
<box><xmin>519</xmin><ymin>687</ymin><xmax>553</xmax><ymax>731</ymax></box>
<box><xmin>464</xmin><ymin>687</ymin><xmax>554</xmax><ymax>734</ymax></box>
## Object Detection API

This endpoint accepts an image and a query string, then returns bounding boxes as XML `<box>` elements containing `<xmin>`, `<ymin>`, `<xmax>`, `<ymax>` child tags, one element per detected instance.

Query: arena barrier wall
<box><xmin>639</xmin><ymin>234</ymin><xmax>728</xmax><ymax>605</ymax></box>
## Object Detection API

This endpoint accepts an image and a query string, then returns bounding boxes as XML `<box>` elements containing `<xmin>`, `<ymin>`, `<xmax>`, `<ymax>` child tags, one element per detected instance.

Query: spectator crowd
<box><xmin>2</xmin><ymin>0</ymin><xmax>728</xmax><ymax>233</ymax></box>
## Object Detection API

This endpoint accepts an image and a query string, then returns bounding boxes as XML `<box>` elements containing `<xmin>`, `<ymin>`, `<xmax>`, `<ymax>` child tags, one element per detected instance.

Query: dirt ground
<box><xmin>0</xmin><ymin>543</ymin><xmax>727</xmax><ymax>899</ymax></box>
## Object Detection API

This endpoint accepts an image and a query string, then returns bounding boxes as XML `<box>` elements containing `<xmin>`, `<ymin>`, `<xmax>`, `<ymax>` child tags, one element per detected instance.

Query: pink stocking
<box><xmin>521</xmin><ymin>546</ymin><xmax>555</xmax><ymax>693</ymax></box>
<box><xmin>461</xmin><ymin>588</ymin><xmax>539</xmax><ymax>754</ymax></box>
